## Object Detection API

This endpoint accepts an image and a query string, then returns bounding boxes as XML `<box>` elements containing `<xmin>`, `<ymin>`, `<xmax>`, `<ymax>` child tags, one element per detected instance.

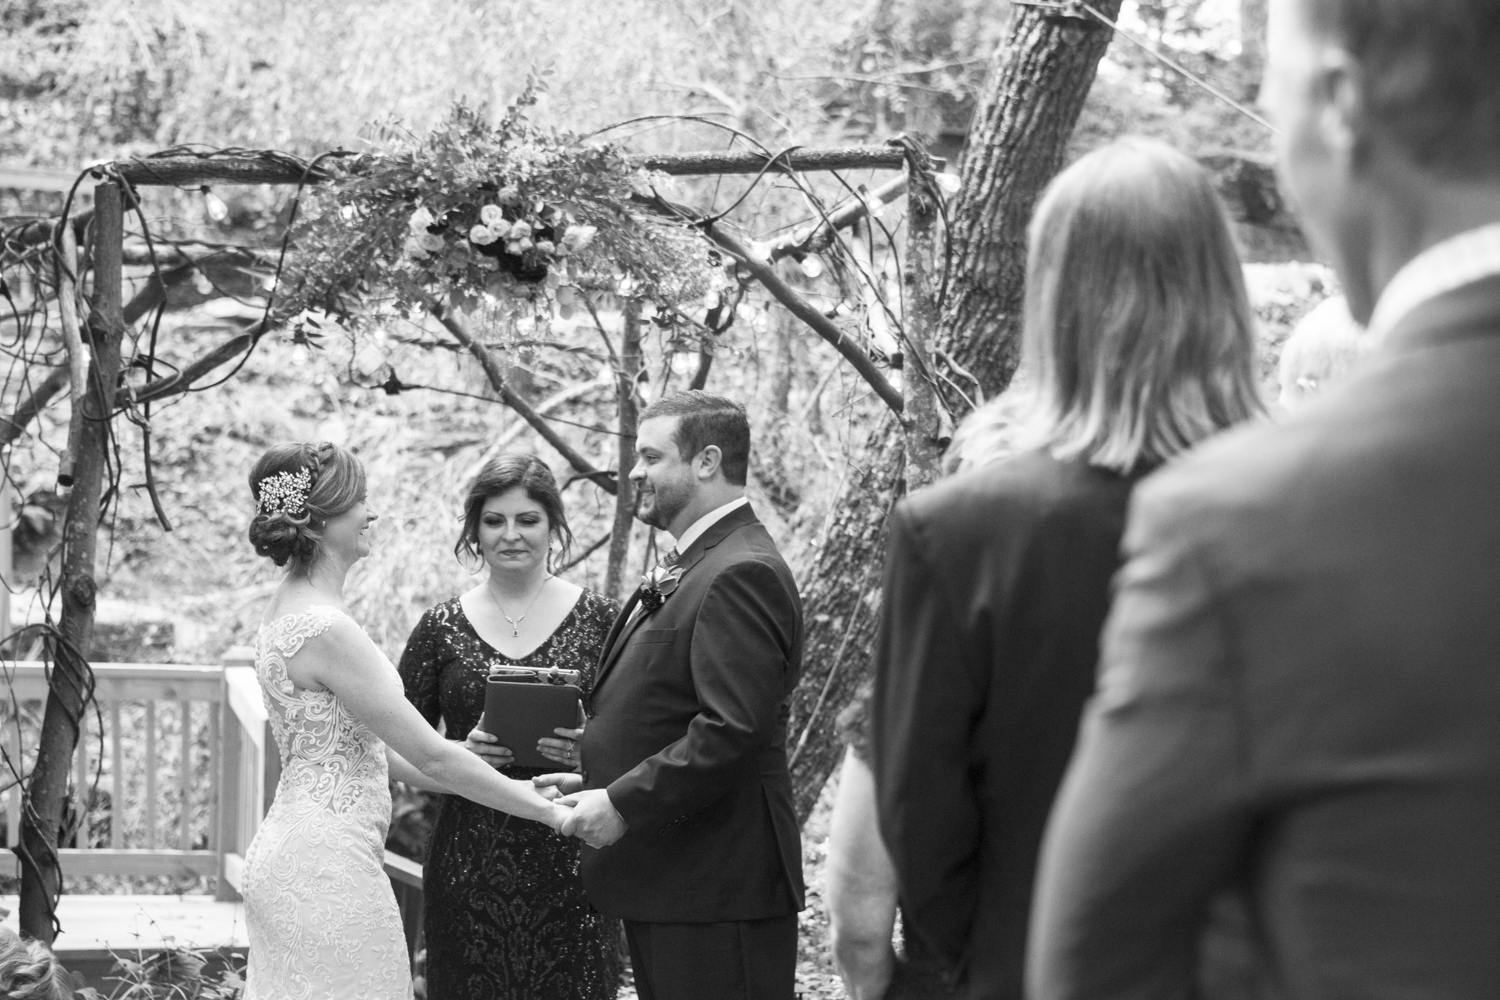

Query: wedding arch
<box><xmin>0</xmin><ymin>0</ymin><xmax>1124</xmax><ymax>949</ymax></box>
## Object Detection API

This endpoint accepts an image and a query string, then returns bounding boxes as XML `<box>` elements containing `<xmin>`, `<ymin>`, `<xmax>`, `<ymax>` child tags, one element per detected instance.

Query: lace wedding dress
<box><xmin>242</xmin><ymin>606</ymin><xmax>413</xmax><ymax>1000</ymax></box>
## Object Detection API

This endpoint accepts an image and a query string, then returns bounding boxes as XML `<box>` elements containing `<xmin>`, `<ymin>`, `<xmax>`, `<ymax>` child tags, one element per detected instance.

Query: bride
<box><xmin>239</xmin><ymin>441</ymin><xmax>571</xmax><ymax>1000</ymax></box>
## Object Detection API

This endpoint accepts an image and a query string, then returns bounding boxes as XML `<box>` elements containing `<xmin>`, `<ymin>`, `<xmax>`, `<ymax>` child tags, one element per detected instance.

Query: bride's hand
<box><xmin>464</xmin><ymin>716</ymin><xmax>514</xmax><ymax>769</ymax></box>
<box><xmin>547</xmin><ymin>800</ymin><xmax>575</xmax><ymax>833</ymax></box>
<box><xmin>534</xmin><ymin>772</ymin><xmax>585</xmax><ymax>800</ymax></box>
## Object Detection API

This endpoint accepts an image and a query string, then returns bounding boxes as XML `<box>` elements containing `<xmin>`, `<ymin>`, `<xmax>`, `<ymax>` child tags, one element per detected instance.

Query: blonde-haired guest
<box><xmin>0</xmin><ymin>927</ymin><xmax>72</xmax><ymax>1000</ymax></box>
<box><xmin>1276</xmin><ymin>294</ymin><xmax>1372</xmax><ymax>409</ymax></box>
<box><xmin>832</xmin><ymin>138</ymin><xmax>1262</xmax><ymax>1000</ymax></box>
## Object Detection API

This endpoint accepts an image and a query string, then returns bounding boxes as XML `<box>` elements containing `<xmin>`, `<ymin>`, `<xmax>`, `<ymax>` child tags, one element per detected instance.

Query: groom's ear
<box><xmin>695</xmin><ymin>445</ymin><xmax>725</xmax><ymax>481</ymax></box>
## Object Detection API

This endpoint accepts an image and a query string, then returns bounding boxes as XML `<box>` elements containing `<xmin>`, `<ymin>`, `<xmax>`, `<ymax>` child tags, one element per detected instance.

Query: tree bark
<box><xmin>20</xmin><ymin>182</ymin><xmax>128</xmax><ymax>942</ymax></box>
<box><xmin>788</xmin><ymin>3</ymin><xmax>1124</xmax><ymax>822</ymax></box>
<box><xmin>112</xmin><ymin>147</ymin><xmax>909</xmax><ymax>188</ymax></box>
<box><xmin>900</xmin><ymin>156</ymin><xmax>947</xmax><ymax>492</ymax></box>
<box><xmin>604</xmin><ymin>302</ymin><xmax>642</xmax><ymax>599</ymax></box>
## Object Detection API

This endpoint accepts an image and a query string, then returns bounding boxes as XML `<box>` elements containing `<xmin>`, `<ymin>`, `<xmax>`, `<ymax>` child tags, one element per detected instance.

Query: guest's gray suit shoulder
<box><xmin>1029</xmin><ymin>276</ymin><xmax>1500</xmax><ymax>1000</ymax></box>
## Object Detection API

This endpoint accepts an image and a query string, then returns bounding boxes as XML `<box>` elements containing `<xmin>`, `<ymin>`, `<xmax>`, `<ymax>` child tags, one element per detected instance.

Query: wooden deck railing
<box><xmin>2</xmin><ymin>651</ymin><xmax>423</xmax><ymax>954</ymax></box>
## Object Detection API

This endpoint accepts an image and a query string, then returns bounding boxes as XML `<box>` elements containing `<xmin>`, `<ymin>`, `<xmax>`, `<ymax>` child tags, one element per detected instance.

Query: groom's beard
<box><xmin>635</xmin><ymin>479</ymin><xmax>690</xmax><ymax>531</ymax></box>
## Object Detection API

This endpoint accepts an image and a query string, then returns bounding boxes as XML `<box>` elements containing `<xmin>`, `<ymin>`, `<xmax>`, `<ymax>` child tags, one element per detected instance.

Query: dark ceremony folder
<box><xmin>478</xmin><ymin>668</ymin><xmax>582</xmax><ymax>770</ymax></box>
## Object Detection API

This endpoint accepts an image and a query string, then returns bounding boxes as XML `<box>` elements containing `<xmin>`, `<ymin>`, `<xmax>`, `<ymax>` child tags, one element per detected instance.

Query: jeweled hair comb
<box><xmin>256</xmin><ymin>467</ymin><xmax>313</xmax><ymax>517</ymax></box>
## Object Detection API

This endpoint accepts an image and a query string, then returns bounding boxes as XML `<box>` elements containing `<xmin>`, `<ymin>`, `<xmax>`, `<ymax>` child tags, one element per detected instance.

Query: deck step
<box><xmin>0</xmin><ymin>894</ymin><xmax>248</xmax><ymax>960</ymax></box>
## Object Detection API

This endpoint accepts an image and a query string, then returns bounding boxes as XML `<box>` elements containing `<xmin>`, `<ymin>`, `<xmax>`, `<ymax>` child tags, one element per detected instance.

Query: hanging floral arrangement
<box><xmin>279</xmin><ymin>91</ymin><xmax>713</xmax><ymax>331</ymax></box>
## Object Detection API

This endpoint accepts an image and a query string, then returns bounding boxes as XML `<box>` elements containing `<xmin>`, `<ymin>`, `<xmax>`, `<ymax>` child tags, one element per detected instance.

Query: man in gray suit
<box><xmin>1028</xmin><ymin>2</ymin><xmax>1500</xmax><ymax>998</ymax></box>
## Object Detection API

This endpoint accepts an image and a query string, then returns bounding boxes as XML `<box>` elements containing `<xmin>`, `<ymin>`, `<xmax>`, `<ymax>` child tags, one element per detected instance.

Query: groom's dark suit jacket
<box><xmin>579</xmin><ymin>503</ymin><xmax>805</xmax><ymax>923</ymax></box>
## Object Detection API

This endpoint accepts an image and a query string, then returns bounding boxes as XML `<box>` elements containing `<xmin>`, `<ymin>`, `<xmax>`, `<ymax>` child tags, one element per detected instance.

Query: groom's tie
<box><xmin>660</xmin><ymin>547</ymin><xmax>681</xmax><ymax>569</ymax></box>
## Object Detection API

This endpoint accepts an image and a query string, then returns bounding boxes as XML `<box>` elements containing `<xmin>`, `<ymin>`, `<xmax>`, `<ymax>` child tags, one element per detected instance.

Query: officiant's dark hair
<box><xmin>456</xmin><ymin>453</ymin><xmax>574</xmax><ymax>565</ymax></box>
<box><xmin>640</xmin><ymin>391</ymin><xmax>750</xmax><ymax>485</ymax></box>
<box><xmin>247</xmin><ymin>441</ymin><xmax>366</xmax><ymax>568</ymax></box>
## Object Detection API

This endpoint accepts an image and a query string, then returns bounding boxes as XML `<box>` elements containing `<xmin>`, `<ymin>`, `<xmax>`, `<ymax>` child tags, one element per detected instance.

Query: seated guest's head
<box><xmin>456</xmin><ymin>453</ymin><xmax>573</xmax><ymax>574</ymax></box>
<box><xmin>1012</xmin><ymin>137</ymin><xmax>1263</xmax><ymax>473</ymax></box>
<box><xmin>1262</xmin><ymin>0</ymin><xmax>1500</xmax><ymax>322</ymax></box>
<box><xmin>1277</xmin><ymin>294</ymin><xmax>1371</xmax><ymax>409</ymax></box>
<box><xmin>631</xmin><ymin>391</ymin><xmax>750</xmax><ymax>536</ymax></box>
<box><xmin>247</xmin><ymin>441</ymin><xmax>372</xmax><ymax>570</ymax></box>
<box><xmin>0</xmin><ymin>927</ymin><xmax>73</xmax><ymax>1000</ymax></box>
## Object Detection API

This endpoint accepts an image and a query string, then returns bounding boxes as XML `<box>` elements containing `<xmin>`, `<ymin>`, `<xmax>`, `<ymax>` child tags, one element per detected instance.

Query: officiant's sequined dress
<box><xmin>399</xmin><ymin>591</ymin><xmax>621</xmax><ymax>1000</ymax></box>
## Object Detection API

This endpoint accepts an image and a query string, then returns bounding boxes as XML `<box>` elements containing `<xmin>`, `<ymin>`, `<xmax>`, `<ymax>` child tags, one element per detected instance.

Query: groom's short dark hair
<box><xmin>640</xmin><ymin>391</ymin><xmax>750</xmax><ymax>486</ymax></box>
<box><xmin>1305</xmin><ymin>0</ymin><xmax>1500</xmax><ymax>178</ymax></box>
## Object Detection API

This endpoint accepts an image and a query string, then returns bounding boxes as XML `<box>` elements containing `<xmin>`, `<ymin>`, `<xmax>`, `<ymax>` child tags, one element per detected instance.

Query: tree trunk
<box><xmin>788</xmin><ymin>4</ymin><xmax>1124</xmax><ymax>822</ymax></box>
<box><xmin>604</xmin><ymin>302</ymin><xmax>642</xmax><ymax>599</ymax></box>
<box><xmin>20</xmin><ymin>182</ymin><xmax>127</xmax><ymax>942</ymax></box>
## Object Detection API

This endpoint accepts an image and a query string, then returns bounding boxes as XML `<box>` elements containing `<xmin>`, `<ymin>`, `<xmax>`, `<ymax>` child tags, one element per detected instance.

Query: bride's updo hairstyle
<box><xmin>248</xmin><ymin>441</ymin><xmax>367</xmax><ymax>568</ymax></box>
<box><xmin>456</xmin><ymin>453</ymin><xmax>574</xmax><ymax>567</ymax></box>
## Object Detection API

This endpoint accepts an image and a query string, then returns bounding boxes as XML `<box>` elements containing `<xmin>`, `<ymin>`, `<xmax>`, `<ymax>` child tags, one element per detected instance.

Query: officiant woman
<box><xmin>398</xmin><ymin>454</ymin><xmax>621</xmax><ymax>1000</ymax></box>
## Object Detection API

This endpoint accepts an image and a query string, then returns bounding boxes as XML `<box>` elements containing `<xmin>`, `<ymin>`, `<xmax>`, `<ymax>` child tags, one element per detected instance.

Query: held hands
<box><xmin>556</xmin><ymin>788</ymin><xmax>628</xmax><ymax>848</ymax></box>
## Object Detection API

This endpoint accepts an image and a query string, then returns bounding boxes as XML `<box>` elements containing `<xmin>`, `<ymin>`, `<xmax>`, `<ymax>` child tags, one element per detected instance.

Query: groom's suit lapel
<box><xmin>591</xmin><ymin>504</ymin><xmax>759</xmax><ymax>699</ymax></box>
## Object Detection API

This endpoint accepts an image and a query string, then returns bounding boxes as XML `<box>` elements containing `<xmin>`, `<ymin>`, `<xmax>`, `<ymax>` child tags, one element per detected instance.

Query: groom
<box><xmin>550</xmin><ymin>391</ymin><xmax>805</xmax><ymax>1000</ymax></box>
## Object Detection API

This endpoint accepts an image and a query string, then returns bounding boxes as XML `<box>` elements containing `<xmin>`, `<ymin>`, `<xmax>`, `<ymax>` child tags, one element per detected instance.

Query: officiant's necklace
<box><xmin>490</xmin><ymin>574</ymin><xmax>553</xmax><ymax>637</ymax></box>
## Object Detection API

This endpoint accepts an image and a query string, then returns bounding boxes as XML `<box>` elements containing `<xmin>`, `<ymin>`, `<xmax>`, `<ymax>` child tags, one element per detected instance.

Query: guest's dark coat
<box><xmin>872</xmin><ymin>451</ymin><xmax>1143</xmax><ymax>1000</ymax></box>
<box><xmin>578</xmin><ymin>503</ymin><xmax>805</xmax><ymax>923</ymax></box>
<box><xmin>1029</xmin><ymin>276</ymin><xmax>1500</xmax><ymax>1000</ymax></box>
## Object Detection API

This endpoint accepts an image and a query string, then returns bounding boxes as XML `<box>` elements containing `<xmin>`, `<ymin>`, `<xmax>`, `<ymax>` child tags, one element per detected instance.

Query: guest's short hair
<box><xmin>0</xmin><ymin>928</ymin><xmax>72</xmax><ymax>1000</ymax></box>
<box><xmin>1016</xmin><ymin>138</ymin><xmax>1263</xmax><ymax>473</ymax></box>
<box><xmin>1304</xmin><ymin>0</ymin><xmax>1500</xmax><ymax>179</ymax></box>
<box><xmin>456</xmin><ymin>453</ymin><xmax>574</xmax><ymax>565</ymax></box>
<box><xmin>247</xmin><ymin>442</ymin><xmax>366</xmax><ymax>568</ymax></box>
<box><xmin>638</xmin><ymin>391</ymin><xmax>750</xmax><ymax>486</ymax></box>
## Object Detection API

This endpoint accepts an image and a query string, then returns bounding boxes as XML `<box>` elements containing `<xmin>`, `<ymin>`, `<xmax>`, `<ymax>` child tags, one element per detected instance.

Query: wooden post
<box><xmin>604</xmin><ymin>302</ymin><xmax>642</xmax><ymax>599</ymax></box>
<box><xmin>0</xmin><ymin>483</ymin><xmax>11</xmax><ymax>646</ymax></box>
<box><xmin>19</xmin><ymin>181</ymin><xmax>128</xmax><ymax>943</ymax></box>
<box><xmin>215</xmin><ymin>678</ymin><xmax>242</xmax><ymax>902</ymax></box>
<box><xmin>901</xmin><ymin>155</ymin><xmax>948</xmax><ymax>493</ymax></box>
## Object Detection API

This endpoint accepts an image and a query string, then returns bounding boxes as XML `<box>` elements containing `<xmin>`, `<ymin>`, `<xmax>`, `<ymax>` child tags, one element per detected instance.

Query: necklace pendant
<box><xmin>512</xmin><ymin>625</ymin><xmax>520</xmax><ymax>637</ymax></box>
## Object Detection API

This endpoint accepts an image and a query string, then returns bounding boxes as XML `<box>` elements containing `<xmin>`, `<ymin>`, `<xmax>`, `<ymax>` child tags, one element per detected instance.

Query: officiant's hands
<box><xmin>538</xmin><ymin>704</ymin><xmax>587</xmax><ymax>769</ymax></box>
<box><xmin>533</xmin><ymin>772</ymin><xmax>584</xmax><ymax>800</ymax></box>
<box><xmin>557</xmin><ymin>789</ymin><xmax>628</xmax><ymax>848</ymax></box>
<box><xmin>463</xmin><ymin>717</ymin><xmax>514</xmax><ymax>769</ymax></box>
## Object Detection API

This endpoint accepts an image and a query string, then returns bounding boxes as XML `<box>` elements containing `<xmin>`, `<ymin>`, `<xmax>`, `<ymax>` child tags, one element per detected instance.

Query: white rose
<box><xmin>536</xmin><ymin>240</ymin><xmax>556</xmax><ymax>255</ymax></box>
<box><xmin>508</xmin><ymin>219</ymin><xmax>532</xmax><ymax>239</ymax></box>
<box><xmin>469</xmin><ymin>224</ymin><xmax>498</xmax><ymax>245</ymax></box>
<box><xmin>506</xmin><ymin>240</ymin><xmax>524</xmax><ymax>255</ymax></box>
<box><xmin>479</xmin><ymin>204</ymin><xmax>505</xmax><ymax>227</ymax></box>
<box><xmin>562</xmin><ymin>224</ymin><xmax>597</xmax><ymax>252</ymax></box>
<box><xmin>418</xmin><ymin>232</ymin><xmax>445</xmax><ymax>253</ymax></box>
<box><xmin>403</xmin><ymin>236</ymin><xmax>429</xmax><ymax>260</ymax></box>
<box><xmin>497</xmin><ymin>186</ymin><xmax>522</xmax><ymax>207</ymax></box>
<box><xmin>407</xmin><ymin>206</ymin><xmax>435</xmax><ymax>234</ymax></box>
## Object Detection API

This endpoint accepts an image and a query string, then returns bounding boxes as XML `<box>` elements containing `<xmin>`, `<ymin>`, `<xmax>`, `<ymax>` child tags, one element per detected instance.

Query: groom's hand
<box><xmin>533</xmin><ymin>772</ymin><xmax>585</xmax><ymax>801</ymax></box>
<box><xmin>557</xmin><ymin>789</ymin><xmax>628</xmax><ymax>848</ymax></box>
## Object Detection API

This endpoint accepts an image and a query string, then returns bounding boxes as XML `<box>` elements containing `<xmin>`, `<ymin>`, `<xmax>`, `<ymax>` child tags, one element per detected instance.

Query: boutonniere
<box><xmin>639</xmin><ymin>563</ymin><xmax>685</xmax><ymax>613</ymax></box>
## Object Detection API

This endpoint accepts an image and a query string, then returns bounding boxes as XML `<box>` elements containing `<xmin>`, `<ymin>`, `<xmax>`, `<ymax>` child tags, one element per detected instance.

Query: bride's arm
<box><xmin>386</xmin><ymin>747</ymin><xmax>449</xmax><ymax>793</ymax></box>
<box><xmin>304</xmin><ymin>621</ymin><xmax>567</xmax><ymax>827</ymax></box>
